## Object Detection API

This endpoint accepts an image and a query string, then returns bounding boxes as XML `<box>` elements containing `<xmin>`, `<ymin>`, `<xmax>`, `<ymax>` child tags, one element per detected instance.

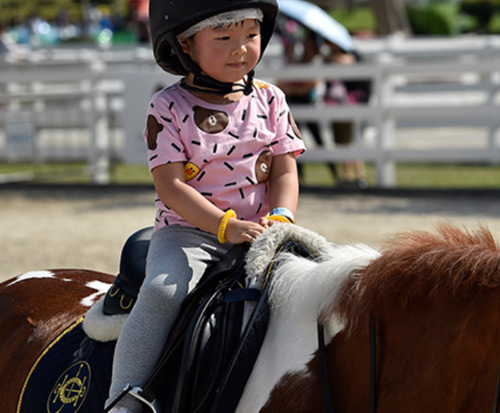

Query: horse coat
<box><xmin>4</xmin><ymin>224</ymin><xmax>382</xmax><ymax>413</ymax></box>
<box><xmin>5</xmin><ymin>224</ymin><xmax>500</xmax><ymax>412</ymax></box>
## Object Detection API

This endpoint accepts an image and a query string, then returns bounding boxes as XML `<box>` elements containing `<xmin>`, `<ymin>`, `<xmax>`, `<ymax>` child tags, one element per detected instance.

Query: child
<box><xmin>106</xmin><ymin>1</ymin><xmax>305</xmax><ymax>412</ymax></box>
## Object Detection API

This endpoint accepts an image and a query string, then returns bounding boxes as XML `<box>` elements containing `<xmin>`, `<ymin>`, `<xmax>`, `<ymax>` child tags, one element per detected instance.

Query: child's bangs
<box><xmin>178</xmin><ymin>8</ymin><xmax>263</xmax><ymax>40</ymax></box>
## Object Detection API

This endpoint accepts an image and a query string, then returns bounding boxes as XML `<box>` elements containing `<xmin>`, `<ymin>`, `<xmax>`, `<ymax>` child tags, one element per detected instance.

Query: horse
<box><xmin>2</xmin><ymin>223</ymin><xmax>500</xmax><ymax>412</ymax></box>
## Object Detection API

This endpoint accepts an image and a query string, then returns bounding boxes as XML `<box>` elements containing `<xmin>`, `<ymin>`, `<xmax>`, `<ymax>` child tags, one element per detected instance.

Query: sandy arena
<box><xmin>2</xmin><ymin>186</ymin><xmax>500</xmax><ymax>282</ymax></box>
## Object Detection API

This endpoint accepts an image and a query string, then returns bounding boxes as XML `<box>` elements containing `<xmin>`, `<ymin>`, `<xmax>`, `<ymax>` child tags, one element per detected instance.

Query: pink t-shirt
<box><xmin>144</xmin><ymin>79</ymin><xmax>306</xmax><ymax>231</ymax></box>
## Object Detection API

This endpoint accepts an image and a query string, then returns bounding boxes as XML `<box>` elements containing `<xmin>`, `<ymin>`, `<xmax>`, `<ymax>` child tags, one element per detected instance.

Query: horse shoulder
<box><xmin>0</xmin><ymin>269</ymin><xmax>114</xmax><ymax>411</ymax></box>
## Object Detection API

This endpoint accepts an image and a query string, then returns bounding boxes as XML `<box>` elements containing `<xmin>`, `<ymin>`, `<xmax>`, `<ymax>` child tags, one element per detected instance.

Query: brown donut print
<box><xmin>288</xmin><ymin>112</ymin><xmax>303</xmax><ymax>140</ymax></box>
<box><xmin>146</xmin><ymin>114</ymin><xmax>164</xmax><ymax>150</ymax></box>
<box><xmin>255</xmin><ymin>150</ymin><xmax>273</xmax><ymax>183</ymax></box>
<box><xmin>193</xmin><ymin>106</ymin><xmax>229</xmax><ymax>134</ymax></box>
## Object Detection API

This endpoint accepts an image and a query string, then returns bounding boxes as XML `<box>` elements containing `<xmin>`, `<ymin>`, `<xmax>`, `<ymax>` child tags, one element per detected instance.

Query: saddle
<box><xmin>102</xmin><ymin>227</ymin><xmax>314</xmax><ymax>413</ymax></box>
<box><xmin>102</xmin><ymin>226</ymin><xmax>154</xmax><ymax>316</ymax></box>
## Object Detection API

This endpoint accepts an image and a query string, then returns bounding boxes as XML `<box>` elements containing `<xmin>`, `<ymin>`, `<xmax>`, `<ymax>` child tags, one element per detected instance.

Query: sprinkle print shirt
<box><xmin>144</xmin><ymin>79</ymin><xmax>306</xmax><ymax>231</ymax></box>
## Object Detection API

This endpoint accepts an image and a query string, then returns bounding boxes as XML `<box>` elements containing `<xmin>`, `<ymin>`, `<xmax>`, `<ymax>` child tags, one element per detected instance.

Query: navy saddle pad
<box><xmin>17</xmin><ymin>318</ymin><xmax>115</xmax><ymax>413</ymax></box>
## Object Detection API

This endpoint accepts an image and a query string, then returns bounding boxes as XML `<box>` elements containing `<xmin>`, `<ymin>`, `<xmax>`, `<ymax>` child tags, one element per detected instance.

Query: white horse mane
<box><xmin>237</xmin><ymin>224</ymin><xmax>380</xmax><ymax>412</ymax></box>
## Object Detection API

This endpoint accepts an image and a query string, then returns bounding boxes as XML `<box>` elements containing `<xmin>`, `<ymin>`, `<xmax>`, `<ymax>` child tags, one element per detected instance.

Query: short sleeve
<box><xmin>143</xmin><ymin>91</ymin><xmax>187</xmax><ymax>172</ymax></box>
<box><xmin>269</xmin><ymin>86</ymin><xmax>306</xmax><ymax>159</ymax></box>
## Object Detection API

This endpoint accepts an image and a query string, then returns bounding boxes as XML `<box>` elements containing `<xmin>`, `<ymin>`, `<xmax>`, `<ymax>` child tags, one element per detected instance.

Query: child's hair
<box><xmin>149</xmin><ymin>0</ymin><xmax>279</xmax><ymax>94</ymax></box>
<box><xmin>176</xmin><ymin>8</ymin><xmax>264</xmax><ymax>42</ymax></box>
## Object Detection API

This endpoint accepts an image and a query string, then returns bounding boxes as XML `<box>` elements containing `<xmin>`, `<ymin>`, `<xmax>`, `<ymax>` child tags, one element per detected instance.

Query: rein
<box><xmin>317</xmin><ymin>315</ymin><xmax>378</xmax><ymax>413</ymax></box>
<box><xmin>369</xmin><ymin>316</ymin><xmax>378</xmax><ymax>413</ymax></box>
<box><xmin>493</xmin><ymin>367</ymin><xmax>500</xmax><ymax>413</ymax></box>
<box><xmin>317</xmin><ymin>322</ymin><xmax>333</xmax><ymax>413</ymax></box>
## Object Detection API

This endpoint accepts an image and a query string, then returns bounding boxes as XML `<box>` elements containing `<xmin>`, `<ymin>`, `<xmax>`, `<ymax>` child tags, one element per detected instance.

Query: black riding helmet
<box><xmin>149</xmin><ymin>0</ymin><xmax>279</xmax><ymax>95</ymax></box>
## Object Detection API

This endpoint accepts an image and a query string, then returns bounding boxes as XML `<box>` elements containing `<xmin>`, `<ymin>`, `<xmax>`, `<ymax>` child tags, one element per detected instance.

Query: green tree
<box><xmin>320</xmin><ymin>0</ymin><xmax>412</xmax><ymax>35</ymax></box>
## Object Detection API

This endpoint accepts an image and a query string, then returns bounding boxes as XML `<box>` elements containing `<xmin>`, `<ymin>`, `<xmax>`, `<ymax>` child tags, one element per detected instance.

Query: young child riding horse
<box><xmin>105</xmin><ymin>0</ymin><xmax>305</xmax><ymax>411</ymax></box>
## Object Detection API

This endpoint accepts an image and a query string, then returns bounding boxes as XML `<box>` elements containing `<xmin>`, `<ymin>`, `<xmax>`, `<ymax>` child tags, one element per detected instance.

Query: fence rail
<box><xmin>1</xmin><ymin>36</ymin><xmax>499</xmax><ymax>187</ymax></box>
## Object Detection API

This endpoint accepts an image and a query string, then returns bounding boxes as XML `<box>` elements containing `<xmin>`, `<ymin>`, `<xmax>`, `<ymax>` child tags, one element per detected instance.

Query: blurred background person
<box><xmin>277</xmin><ymin>19</ymin><xmax>339</xmax><ymax>184</ymax></box>
<box><xmin>323</xmin><ymin>41</ymin><xmax>371</xmax><ymax>189</ymax></box>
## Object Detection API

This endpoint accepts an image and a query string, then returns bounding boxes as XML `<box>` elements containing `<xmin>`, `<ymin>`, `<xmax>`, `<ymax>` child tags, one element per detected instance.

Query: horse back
<box><xmin>0</xmin><ymin>269</ymin><xmax>114</xmax><ymax>412</ymax></box>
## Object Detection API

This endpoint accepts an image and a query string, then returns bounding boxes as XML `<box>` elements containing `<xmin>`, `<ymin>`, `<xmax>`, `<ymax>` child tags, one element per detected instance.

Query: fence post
<box><xmin>88</xmin><ymin>74</ymin><xmax>110</xmax><ymax>184</ymax></box>
<box><xmin>374</xmin><ymin>60</ymin><xmax>396</xmax><ymax>187</ymax></box>
<box><xmin>485</xmin><ymin>40</ymin><xmax>500</xmax><ymax>164</ymax></box>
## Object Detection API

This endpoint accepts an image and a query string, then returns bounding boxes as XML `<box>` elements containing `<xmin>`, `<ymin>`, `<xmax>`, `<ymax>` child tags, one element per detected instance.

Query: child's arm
<box><xmin>267</xmin><ymin>152</ymin><xmax>300</xmax><ymax>218</ymax></box>
<box><xmin>152</xmin><ymin>162</ymin><xmax>265</xmax><ymax>244</ymax></box>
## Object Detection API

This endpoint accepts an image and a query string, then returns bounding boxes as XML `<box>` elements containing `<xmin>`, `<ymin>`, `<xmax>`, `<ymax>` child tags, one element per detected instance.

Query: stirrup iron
<box><xmin>129</xmin><ymin>387</ymin><xmax>161</xmax><ymax>413</ymax></box>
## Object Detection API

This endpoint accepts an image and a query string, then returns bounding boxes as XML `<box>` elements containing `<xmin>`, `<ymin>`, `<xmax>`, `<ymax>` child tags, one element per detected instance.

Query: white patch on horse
<box><xmin>237</xmin><ymin>243</ymin><xmax>380</xmax><ymax>412</ymax></box>
<box><xmin>81</xmin><ymin>280</ymin><xmax>112</xmax><ymax>307</ymax></box>
<box><xmin>7</xmin><ymin>270</ymin><xmax>56</xmax><ymax>286</ymax></box>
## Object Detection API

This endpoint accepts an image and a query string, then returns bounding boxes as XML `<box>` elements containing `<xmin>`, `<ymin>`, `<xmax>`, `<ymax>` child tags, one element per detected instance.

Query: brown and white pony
<box><xmin>2</xmin><ymin>224</ymin><xmax>500</xmax><ymax>412</ymax></box>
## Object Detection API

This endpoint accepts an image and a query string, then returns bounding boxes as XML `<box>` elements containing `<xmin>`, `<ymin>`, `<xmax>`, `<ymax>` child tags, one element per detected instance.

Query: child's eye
<box><xmin>248</xmin><ymin>33</ymin><xmax>259</xmax><ymax>39</ymax></box>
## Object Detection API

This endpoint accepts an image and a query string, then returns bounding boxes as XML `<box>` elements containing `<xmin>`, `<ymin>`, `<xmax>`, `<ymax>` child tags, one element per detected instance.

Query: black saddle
<box><xmin>103</xmin><ymin>227</ymin><xmax>153</xmax><ymax>316</ymax></box>
<box><xmin>103</xmin><ymin>227</ymin><xmax>314</xmax><ymax>413</ymax></box>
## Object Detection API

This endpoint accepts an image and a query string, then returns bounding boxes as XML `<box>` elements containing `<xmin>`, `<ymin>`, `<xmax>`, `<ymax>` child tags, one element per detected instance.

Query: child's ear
<box><xmin>179</xmin><ymin>38</ymin><xmax>192</xmax><ymax>55</ymax></box>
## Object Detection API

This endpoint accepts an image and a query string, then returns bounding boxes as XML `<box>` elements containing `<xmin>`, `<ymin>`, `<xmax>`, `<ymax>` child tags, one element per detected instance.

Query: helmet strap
<box><xmin>184</xmin><ymin>70</ymin><xmax>255</xmax><ymax>96</ymax></box>
<box><xmin>172</xmin><ymin>36</ymin><xmax>254</xmax><ymax>96</ymax></box>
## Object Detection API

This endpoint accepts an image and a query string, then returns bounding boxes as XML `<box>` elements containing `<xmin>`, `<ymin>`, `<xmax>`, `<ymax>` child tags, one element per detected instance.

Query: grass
<box><xmin>300</xmin><ymin>163</ymin><xmax>500</xmax><ymax>189</ymax></box>
<box><xmin>329</xmin><ymin>7</ymin><xmax>377</xmax><ymax>34</ymax></box>
<box><xmin>2</xmin><ymin>162</ymin><xmax>500</xmax><ymax>189</ymax></box>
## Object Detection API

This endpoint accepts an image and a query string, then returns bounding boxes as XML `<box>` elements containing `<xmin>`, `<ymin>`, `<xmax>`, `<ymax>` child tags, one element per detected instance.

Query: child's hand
<box><xmin>258</xmin><ymin>216</ymin><xmax>270</xmax><ymax>228</ymax></box>
<box><xmin>225</xmin><ymin>218</ymin><xmax>266</xmax><ymax>244</ymax></box>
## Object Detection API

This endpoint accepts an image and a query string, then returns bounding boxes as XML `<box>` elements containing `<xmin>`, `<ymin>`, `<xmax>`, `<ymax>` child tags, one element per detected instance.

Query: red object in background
<box><xmin>129</xmin><ymin>0</ymin><xmax>149</xmax><ymax>20</ymax></box>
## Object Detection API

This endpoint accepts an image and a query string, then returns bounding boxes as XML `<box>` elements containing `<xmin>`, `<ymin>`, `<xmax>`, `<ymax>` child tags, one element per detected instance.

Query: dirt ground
<box><xmin>2</xmin><ymin>186</ymin><xmax>500</xmax><ymax>283</ymax></box>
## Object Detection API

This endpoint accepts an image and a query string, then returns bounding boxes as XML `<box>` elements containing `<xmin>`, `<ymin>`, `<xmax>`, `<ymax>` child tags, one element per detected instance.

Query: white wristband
<box><xmin>269</xmin><ymin>207</ymin><xmax>295</xmax><ymax>220</ymax></box>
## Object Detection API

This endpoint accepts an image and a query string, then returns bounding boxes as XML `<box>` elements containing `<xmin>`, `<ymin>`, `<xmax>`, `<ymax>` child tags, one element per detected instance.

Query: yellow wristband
<box><xmin>268</xmin><ymin>215</ymin><xmax>293</xmax><ymax>224</ymax></box>
<box><xmin>266</xmin><ymin>214</ymin><xmax>295</xmax><ymax>224</ymax></box>
<box><xmin>218</xmin><ymin>209</ymin><xmax>237</xmax><ymax>243</ymax></box>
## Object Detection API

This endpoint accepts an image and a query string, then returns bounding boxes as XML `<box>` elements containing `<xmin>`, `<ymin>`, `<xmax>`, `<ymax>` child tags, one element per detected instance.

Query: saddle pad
<box><xmin>17</xmin><ymin>317</ymin><xmax>116</xmax><ymax>413</ymax></box>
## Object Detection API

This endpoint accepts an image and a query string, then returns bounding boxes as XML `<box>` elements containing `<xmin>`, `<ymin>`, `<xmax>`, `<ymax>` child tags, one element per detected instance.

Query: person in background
<box><xmin>277</xmin><ymin>21</ymin><xmax>339</xmax><ymax>184</ymax></box>
<box><xmin>324</xmin><ymin>41</ymin><xmax>370</xmax><ymax>188</ymax></box>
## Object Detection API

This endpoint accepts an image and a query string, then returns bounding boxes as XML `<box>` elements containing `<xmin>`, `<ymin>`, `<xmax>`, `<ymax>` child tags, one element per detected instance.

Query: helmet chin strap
<box><xmin>172</xmin><ymin>37</ymin><xmax>254</xmax><ymax>96</ymax></box>
<box><xmin>181</xmin><ymin>70</ymin><xmax>255</xmax><ymax>96</ymax></box>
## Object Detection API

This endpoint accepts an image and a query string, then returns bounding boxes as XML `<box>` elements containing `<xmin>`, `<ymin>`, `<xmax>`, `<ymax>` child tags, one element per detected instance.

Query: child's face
<box><xmin>181</xmin><ymin>19</ymin><xmax>261</xmax><ymax>84</ymax></box>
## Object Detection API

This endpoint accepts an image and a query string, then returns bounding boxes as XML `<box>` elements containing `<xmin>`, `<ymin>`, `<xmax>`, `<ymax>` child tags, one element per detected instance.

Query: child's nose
<box><xmin>233</xmin><ymin>41</ymin><xmax>247</xmax><ymax>55</ymax></box>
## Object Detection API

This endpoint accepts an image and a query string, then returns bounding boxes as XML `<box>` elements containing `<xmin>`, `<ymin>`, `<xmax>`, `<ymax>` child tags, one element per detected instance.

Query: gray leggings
<box><xmin>107</xmin><ymin>225</ymin><xmax>232</xmax><ymax>411</ymax></box>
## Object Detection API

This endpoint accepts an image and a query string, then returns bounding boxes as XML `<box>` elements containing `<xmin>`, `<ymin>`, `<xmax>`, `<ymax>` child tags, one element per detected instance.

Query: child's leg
<box><xmin>106</xmin><ymin>226</ymin><xmax>231</xmax><ymax>411</ymax></box>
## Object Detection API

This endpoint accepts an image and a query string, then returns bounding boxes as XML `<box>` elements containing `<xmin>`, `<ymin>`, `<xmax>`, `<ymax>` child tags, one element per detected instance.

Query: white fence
<box><xmin>1</xmin><ymin>36</ymin><xmax>500</xmax><ymax>187</ymax></box>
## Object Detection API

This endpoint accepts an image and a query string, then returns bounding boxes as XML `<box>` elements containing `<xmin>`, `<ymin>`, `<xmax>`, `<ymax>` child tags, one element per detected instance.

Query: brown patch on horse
<box><xmin>0</xmin><ymin>270</ymin><xmax>113</xmax><ymax>412</ymax></box>
<box><xmin>335</xmin><ymin>224</ymin><xmax>500</xmax><ymax>327</ymax></box>
<box><xmin>318</xmin><ymin>224</ymin><xmax>500</xmax><ymax>412</ymax></box>
<box><xmin>261</xmin><ymin>369</ymin><xmax>323</xmax><ymax>412</ymax></box>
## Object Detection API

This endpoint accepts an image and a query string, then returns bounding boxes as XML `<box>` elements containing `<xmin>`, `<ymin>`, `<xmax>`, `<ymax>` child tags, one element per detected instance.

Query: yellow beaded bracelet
<box><xmin>218</xmin><ymin>209</ymin><xmax>236</xmax><ymax>243</ymax></box>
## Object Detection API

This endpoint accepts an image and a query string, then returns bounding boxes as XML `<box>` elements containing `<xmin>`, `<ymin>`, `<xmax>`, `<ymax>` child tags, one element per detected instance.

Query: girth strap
<box><xmin>224</xmin><ymin>288</ymin><xmax>261</xmax><ymax>303</ymax></box>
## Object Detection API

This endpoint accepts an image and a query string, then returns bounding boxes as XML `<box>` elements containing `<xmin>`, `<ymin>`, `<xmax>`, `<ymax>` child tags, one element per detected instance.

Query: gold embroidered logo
<box><xmin>47</xmin><ymin>361</ymin><xmax>91</xmax><ymax>413</ymax></box>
